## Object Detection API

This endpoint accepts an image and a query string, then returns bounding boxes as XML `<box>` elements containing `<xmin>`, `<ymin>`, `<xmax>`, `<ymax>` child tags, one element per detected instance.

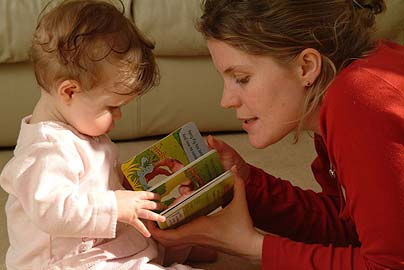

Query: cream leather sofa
<box><xmin>0</xmin><ymin>1</ymin><xmax>403</xmax><ymax>269</ymax></box>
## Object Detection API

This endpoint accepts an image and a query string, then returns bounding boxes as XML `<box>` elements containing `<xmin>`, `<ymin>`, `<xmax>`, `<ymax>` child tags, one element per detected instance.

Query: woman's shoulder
<box><xmin>324</xmin><ymin>40</ymin><xmax>404</xmax><ymax>108</ymax></box>
<box><xmin>320</xmin><ymin>40</ymin><xmax>403</xmax><ymax>140</ymax></box>
<box><xmin>347</xmin><ymin>40</ymin><xmax>402</xmax><ymax>84</ymax></box>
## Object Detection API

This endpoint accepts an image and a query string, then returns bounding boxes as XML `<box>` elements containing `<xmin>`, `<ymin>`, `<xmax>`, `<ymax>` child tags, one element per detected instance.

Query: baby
<box><xmin>0</xmin><ymin>1</ymin><xmax>213</xmax><ymax>269</ymax></box>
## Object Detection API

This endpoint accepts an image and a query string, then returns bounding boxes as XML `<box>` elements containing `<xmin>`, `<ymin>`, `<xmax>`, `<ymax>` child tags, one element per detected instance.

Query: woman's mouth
<box><xmin>243</xmin><ymin>118</ymin><xmax>256</xmax><ymax>124</ymax></box>
<box><xmin>241</xmin><ymin>117</ymin><xmax>258</xmax><ymax>131</ymax></box>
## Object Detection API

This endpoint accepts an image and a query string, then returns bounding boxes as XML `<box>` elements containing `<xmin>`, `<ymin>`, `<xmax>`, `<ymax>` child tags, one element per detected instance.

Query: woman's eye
<box><xmin>235</xmin><ymin>76</ymin><xmax>250</xmax><ymax>84</ymax></box>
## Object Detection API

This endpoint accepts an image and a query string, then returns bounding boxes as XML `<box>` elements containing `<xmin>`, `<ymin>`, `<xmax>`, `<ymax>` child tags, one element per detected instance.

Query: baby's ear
<box><xmin>57</xmin><ymin>80</ymin><xmax>81</xmax><ymax>103</ymax></box>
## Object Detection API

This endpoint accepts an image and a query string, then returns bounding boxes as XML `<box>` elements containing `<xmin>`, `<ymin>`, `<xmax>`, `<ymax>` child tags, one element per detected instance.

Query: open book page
<box><xmin>158</xmin><ymin>171</ymin><xmax>234</xmax><ymax>229</ymax></box>
<box><xmin>148</xmin><ymin>149</ymin><xmax>225</xmax><ymax>207</ymax></box>
<box><xmin>121</xmin><ymin>122</ymin><xmax>209</xmax><ymax>190</ymax></box>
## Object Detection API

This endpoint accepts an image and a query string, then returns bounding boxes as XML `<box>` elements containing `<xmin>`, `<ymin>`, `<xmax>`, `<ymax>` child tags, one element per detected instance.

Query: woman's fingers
<box><xmin>207</xmin><ymin>135</ymin><xmax>250</xmax><ymax>179</ymax></box>
<box><xmin>229</xmin><ymin>166</ymin><xmax>247</xmax><ymax>208</ymax></box>
<box><xmin>148</xmin><ymin>215</ymin><xmax>211</xmax><ymax>247</ymax></box>
<box><xmin>147</xmin><ymin>221</ymin><xmax>196</xmax><ymax>250</ymax></box>
<box><xmin>207</xmin><ymin>135</ymin><xmax>226</xmax><ymax>152</ymax></box>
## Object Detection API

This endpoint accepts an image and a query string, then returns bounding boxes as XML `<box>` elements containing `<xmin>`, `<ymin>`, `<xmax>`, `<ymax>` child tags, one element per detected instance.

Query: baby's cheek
<box><xmin>94</xmin><ymin>113</ymin><xmax>114</xmax><ymax>134</ymax></box>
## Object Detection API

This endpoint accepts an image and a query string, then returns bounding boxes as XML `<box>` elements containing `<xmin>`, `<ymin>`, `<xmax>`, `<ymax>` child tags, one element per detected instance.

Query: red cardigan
<box><xmin>245</xmin><ymin>41</ymin><xmax>404</xmax><ymax>270</ymax></box>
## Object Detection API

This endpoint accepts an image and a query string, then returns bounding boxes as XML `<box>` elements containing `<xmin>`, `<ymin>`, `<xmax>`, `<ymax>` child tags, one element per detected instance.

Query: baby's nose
<box><xmin>113</xmin><ymin>108</ymin><xmax>122</xmax><ymax>120</ymax></box>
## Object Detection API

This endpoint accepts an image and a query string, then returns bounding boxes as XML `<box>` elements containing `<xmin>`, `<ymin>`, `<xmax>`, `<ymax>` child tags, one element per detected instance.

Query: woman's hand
<box><xmin>207</xmin><ymin>135</ymin><xmax>250</xmax><ymax>181</ymax></box>
<box><xmin>147</xmin><ymin>167</ymin><xmax>264</xmax><ymax>263</ymax></box>
<box><xmin>115</xmin><ymin>190</ymin><xmax>166</xmax><ymax>237</ymax></box>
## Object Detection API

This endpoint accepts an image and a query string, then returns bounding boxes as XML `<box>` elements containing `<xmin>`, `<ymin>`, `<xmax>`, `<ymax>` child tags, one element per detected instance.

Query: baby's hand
<box><xmin>115</xmin><ymin>190</ymin><xmax>166</xmax><ymax>237</ymax></box>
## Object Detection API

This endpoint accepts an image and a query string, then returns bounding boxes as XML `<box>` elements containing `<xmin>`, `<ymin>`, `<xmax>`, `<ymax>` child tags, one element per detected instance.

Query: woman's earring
<box><xmin>306</xmin><ymin>81</ymin><xmax>312</xmax><ymax>87</ymax></box>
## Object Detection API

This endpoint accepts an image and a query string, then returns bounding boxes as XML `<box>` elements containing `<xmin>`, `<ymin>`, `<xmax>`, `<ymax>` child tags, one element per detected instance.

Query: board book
<box><xmin>121</xmin><ymin>122</ymin><xmax>234</xmax><ymax>229</ymax></box>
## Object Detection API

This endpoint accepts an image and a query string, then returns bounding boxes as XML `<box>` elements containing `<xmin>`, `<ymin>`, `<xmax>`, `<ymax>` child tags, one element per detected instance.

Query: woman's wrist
<box><xmin>244</xmin><ymin>230</ymin><xmax>264</xmax><ymax>263</ymax></box>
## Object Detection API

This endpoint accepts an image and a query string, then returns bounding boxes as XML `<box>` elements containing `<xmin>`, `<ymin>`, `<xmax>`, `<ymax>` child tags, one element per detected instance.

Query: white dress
<box><xmin>0</xmin><ymin>116</ymin><xmax>201</xmax><ymax>270</ymax></box>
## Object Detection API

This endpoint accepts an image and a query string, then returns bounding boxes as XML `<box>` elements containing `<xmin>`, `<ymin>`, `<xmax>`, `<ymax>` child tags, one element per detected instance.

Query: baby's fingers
<box><xmin>138</xmin><ymin>209</ymin><xmax>166</xmax><ymax>223</ymax></box>
<box><xmin>140</xmin><ymin>199</ymin><xmax>166</xmax><ymax>212</ymax></box>
<box><xmin>133</xmin><ymin>219</ymin><xmax>152</xmax><ymax>238</ymax></box>
<box><xmin>137</xmin><ymin>191</ymin><xmax>161</xmax><ymax>201</ymax></box>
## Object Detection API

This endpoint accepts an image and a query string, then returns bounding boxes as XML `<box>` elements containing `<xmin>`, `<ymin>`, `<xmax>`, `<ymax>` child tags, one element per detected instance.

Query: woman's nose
<box><xmin>220</xmin><ymin>86</ymin><xmax>240</xmax><ymax>109</ymax></box>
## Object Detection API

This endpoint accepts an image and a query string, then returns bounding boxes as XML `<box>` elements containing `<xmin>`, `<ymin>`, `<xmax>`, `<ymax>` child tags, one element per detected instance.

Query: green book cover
<box><xmin>121</xmin><ymin>122</ymin><xmax>209</xmax><ymax>190</ymax></box>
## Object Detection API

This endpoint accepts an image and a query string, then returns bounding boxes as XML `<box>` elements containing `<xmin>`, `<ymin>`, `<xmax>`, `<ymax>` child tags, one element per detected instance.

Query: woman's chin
<box><xmin>248</xmin><ymin>136</ymin><xmax>270</xmax><ymax>149</ymax></box>
<box><xmin>248</xmin><ymin>133</ymin><xmax>284</xmax><ymax>149</ymax></box>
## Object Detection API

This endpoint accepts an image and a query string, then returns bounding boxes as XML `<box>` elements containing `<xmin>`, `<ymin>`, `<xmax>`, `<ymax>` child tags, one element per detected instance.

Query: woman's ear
<box><xmin>57</xmin><ymin>80</ymin><xmax>81</xmax><ymax>104</ymax></box>
<box><xmin>296</xmin><ymin>48</ymin><xmax>322</xmax><ymax>87</ymax></box>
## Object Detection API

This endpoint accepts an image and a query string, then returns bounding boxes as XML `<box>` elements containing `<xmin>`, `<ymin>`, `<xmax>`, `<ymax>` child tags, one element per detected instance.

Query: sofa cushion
<box><xmin>0</xmin><ymin>56</ymin><xmax>240</xmax><ymax>147</ymax></box>
<box><xmin>0</xmin><ymin>1</ymin><xmax>42</xmax><ymax>63</ymax></box>
<box><xmin>132</xmin><ymin>0</ymin><xmax>208</xmax><ymax>56</ymax></box>
<box><xmin>2</xmin><ymin>0</ymin><xmax>403</xmax><ymax>63</ymax></box>
<box><xmin>0</xmin><ymin>0</ymin><xmax>209</xmax><ymax>64</ymax></box>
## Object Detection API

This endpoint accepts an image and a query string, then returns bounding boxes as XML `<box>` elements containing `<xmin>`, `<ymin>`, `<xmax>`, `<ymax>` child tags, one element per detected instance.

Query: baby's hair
<box><xmin>198</xmin><ymin>0</ymin><xmax>386</xmax><ymax>141</ymax></box>
<box><xmin>31</xmin><ymin>0</ymin><xmax>159</xmax><ymax>95</ymax></box>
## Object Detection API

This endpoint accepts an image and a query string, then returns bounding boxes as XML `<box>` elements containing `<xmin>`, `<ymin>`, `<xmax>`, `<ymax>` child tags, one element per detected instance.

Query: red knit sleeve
<box><xmin>245</xmin><ymin>165</ymin><xmax>358</xmax><ymax>245</ymax></box>
<box><xmin>262</xmin><ymin>234</ymin><xmax>365</xmax><ymax>269</ymax></box>
<box><xmin>245</xmin><ymin>165</ymin><xmax>366</xmax><ymax>269</ymax></box>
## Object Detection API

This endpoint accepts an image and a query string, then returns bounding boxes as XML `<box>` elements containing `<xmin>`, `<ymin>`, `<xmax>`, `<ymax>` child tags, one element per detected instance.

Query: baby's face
<box><xmin>66</xmin><ymin>84</ymin><xmax>136</xmax><ymax>137</ymax></box>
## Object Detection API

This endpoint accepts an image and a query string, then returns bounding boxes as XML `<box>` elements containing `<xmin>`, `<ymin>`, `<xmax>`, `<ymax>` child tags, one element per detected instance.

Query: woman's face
<box><xmin>207</xmin><ymin>39</ymin><xmax>307</xmax><ymax>148</ymax></box>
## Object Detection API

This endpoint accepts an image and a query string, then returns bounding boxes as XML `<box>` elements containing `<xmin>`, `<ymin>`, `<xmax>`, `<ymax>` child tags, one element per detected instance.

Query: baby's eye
<box><xmin>235</xmin><ymin>76</ymin><xmax>250</xmax><ymax>85</ymax></box>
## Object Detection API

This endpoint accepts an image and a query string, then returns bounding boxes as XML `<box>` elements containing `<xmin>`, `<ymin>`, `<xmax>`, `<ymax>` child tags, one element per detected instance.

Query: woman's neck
<box><xmin>304</xmin><ymin>105</ymin><xmax>322</xmax><ymax>135</ymax></box>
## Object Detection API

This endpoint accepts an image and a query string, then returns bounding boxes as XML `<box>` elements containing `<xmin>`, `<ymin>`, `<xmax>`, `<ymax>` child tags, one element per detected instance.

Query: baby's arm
<box><xmin>4</xmin><ymin>142</ymin><xmax>163</xmax><ymax>239</ymax></box>
<box><xmin>5</xmin><ymin>144</ymin><xmax>117</xmax><ymax>238</ymax></box>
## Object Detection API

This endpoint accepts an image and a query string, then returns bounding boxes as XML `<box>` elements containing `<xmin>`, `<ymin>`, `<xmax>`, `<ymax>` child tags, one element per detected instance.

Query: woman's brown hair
<box><xmin>198</xmin><ymin>0</ymin><xmax>386</xmax><ymax>141</ymax></box>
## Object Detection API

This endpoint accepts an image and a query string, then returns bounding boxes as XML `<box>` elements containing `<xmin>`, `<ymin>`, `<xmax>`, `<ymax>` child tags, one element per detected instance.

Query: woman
<box><xmin>148</xmin><ymin>0</ymin><xmax>404</xmax><ymax>269</ymax></box>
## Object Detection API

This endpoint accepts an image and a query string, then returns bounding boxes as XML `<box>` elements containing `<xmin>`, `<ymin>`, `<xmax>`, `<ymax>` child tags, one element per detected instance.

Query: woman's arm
<box><xmin>245</xmin><ymin>165</ymin><xmax>359</xmax><ymax>245</ymax></box>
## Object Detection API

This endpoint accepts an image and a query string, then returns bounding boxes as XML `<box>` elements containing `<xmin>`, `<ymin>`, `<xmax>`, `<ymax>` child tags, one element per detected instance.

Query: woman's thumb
<box><xmin>207</xmin><ymin>135</ymin><xmax>226</xmax><ymax>150</ymax></box>
<box><xmin>207</xmin><ymin>135</ymin><xmax>217</xmax><ymax>149</ymax></box>
<box><xmin>230</xmin><ymin>165</ymin><xmax>247</xmax><ymax>202</ymax></box>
